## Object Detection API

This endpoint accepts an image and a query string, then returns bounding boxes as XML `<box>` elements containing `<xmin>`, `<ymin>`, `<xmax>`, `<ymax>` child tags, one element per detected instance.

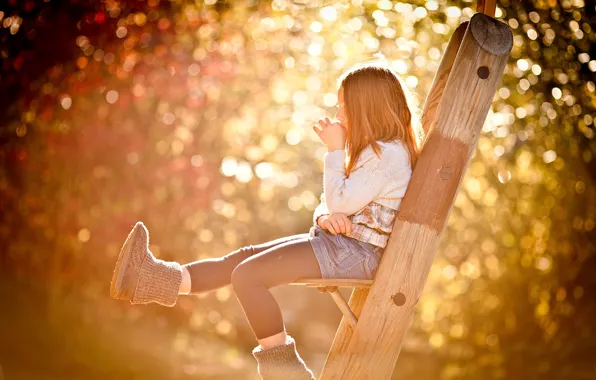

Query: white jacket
<box><xmin>313</xmin><ymin>139</ymin><xmax>412</xmax><ymax>223</ymax></box>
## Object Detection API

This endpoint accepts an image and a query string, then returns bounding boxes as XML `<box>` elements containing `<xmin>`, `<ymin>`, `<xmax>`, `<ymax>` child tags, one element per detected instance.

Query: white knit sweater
<box><xmin>313</xmin><ymin>139</ymin><xmax>413</xmax><ymax>223</ymax></box>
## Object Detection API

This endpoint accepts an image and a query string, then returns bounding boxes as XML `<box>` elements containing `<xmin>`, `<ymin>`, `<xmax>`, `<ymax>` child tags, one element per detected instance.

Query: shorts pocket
<box><xmin>331</xmin><ymin>235</ymin><xmax>365</xmax><ymax>270</ymax></box>
<box><xmin>333</xmin><ymin>238</ymin><xmax>352</xmax><ymax>263</ymax></box>
<box><xmin>364</xmin><ymin>249</ymin><xmax>382</xmax><ymax>279</ymax></box>
<box><xmin>334</xmin><ymin>234</ymin><xmax>353</xmax><ymax>251</ymax></box>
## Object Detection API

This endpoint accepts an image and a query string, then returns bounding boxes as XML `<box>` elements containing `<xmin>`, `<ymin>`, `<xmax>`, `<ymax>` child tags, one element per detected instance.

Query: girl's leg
<box><xmin>180</xmin><ymin>233</ymin><xmax>310</xmax><ymax>295</ymax></box>
<box><xmin>110</xmin><ymin>222</ymin><xmax>317</xmax><ymax>378</ymax></box>
<box><xmin>229</xmin><ymin>238</ymin><xmax>321</xmax><ymax>346</ymax></box>
<box><xmin>232</xmin><ymin>238</ymin><xmax>320</xmax><ymax>380</ymax></box>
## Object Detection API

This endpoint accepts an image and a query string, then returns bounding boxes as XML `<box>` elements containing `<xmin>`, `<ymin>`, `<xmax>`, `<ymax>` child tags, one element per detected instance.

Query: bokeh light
<box><xmin>0</xmin><ymin>0</ymin><xmax>595</xmax><ymax>379</ymax></box>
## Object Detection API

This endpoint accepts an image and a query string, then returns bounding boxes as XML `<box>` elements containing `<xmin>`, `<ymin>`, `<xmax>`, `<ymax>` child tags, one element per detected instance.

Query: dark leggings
<box><xmin>183</xmin><ymin>232</ymin><xmax>323</xmax><ymax>340</ymax></box>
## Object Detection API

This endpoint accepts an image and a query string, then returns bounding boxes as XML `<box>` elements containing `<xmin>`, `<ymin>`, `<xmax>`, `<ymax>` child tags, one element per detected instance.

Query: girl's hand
<box><xmin>312</xmin><ymin>117</ymin><xmax>347</xmax><ymax>151</ymax></box>
<box><xmin>318</xmin><ymin>213</ymin><xmax>354</xmax><ymax>235</ymax></box>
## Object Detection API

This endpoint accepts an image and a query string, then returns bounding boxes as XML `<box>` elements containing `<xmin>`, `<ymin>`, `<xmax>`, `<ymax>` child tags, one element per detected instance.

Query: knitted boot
<box><xmin>110</xmin><ymin>221</ymin><xmax>183</xmax><ymax>307</ymax></box>
<box><xmin>252</xmin><ymin>335</ymin><xmax>316</xmax><ymax>380</ymax></box>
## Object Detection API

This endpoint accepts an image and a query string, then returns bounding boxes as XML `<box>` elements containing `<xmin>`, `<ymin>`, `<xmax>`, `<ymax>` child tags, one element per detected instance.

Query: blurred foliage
<box><xmin>0</xmin><ymin>0</ymin><xmax>595</xmax><ymax>379</ymax></box>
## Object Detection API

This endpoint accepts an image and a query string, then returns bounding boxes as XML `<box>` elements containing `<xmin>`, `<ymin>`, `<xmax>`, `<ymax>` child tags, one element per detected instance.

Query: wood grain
<box><xmin>291</xmin><ymin>278</ymin><xmax>373</xmax><ymax>288</ymax></box>
<box><xmin>421</xmin><ymin>22</ymin><xmax>468</xmax><ymax>138</ymax></box>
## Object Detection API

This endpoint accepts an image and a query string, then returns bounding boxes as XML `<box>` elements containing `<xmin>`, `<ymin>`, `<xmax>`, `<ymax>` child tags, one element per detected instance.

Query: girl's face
<box><xmin>335</xmin><ymin>86</ymin><xmax>347</xmax><ymax>128</ymax></box>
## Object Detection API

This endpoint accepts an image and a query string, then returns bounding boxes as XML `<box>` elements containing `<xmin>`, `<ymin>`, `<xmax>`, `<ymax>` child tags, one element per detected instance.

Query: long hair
<box><xmin>337</xmin><ymin>62</ymin><xmax>424</xmax><ymax>176</ymax></box>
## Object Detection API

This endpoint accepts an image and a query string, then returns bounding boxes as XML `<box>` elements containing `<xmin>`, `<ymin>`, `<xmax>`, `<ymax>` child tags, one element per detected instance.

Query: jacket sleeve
<box><xmin>312</xmin><ymin>192</ymin><xmax>329</xmax><ymax>227</ymax></box>
<box><xmin>322</xmin><ymin>147</ymin><xmax>400</xmax><ymax>216</ymax></box>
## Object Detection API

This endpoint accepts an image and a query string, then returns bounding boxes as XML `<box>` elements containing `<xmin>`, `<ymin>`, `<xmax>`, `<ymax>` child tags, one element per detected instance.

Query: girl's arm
<box><xmin>323</xmin><ymin>146</ymin><xmax>409</xmax><ymax>216</ymax></box>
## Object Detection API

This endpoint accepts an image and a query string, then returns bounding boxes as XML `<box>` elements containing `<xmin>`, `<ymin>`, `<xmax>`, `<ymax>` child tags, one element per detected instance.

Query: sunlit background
<box><xmin>0</xmin><ymin>0</ymin><xmax>595</xmax><ymax>379</ymax></box>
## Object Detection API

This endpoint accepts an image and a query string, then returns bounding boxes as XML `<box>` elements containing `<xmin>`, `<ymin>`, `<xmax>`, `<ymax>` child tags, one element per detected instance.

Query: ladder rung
<box><xmin>290</xmin><ymin>278</ymin><xmax>373</xmax><ymax>288</ymax></box>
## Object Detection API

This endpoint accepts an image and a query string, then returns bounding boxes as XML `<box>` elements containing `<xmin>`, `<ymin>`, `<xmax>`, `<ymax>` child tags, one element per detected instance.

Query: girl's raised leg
<box><xmin>181</xmin><ymin>232</ymin><xmax>311</xmax><ymax>295</ymax></box>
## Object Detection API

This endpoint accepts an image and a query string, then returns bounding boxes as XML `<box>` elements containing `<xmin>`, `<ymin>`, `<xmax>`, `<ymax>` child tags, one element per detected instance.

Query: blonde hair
<box><xmin>337</xmin><ymin>62</ymin><xmax>424</xmax><ymax>177</ymax></box>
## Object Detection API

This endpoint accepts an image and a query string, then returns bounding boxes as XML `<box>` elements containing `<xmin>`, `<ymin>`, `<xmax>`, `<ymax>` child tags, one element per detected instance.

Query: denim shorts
<box><xmin>308</xmin><ymin>226</ymin><xmax>384</xmax><ymax>280</ymax></box>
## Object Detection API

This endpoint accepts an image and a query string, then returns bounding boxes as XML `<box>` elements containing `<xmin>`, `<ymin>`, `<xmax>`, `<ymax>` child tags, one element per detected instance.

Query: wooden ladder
<box><xmin>289</xmin><ymin>2</ymin><xmax>511</xmax><ymax>379</ymax></box>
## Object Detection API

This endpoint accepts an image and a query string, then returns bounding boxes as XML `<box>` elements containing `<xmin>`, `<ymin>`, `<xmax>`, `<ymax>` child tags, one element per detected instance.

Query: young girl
<box><xmin>110</xmin><ymin>62</ymin><xmax>421</xmax><ymax>380</ymax></box>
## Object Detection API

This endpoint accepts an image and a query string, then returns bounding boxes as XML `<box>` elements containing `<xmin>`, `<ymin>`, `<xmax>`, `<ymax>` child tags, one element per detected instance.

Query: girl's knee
<box><xmin>231</xmin><ymin>262</ymin><xmax>253</xmax><ymax>289</ymax></box>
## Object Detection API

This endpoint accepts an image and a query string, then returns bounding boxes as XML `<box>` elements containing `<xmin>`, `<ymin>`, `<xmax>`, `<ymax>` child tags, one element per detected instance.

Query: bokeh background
<box><xmin>1</xmin><ymin>0</ymin><xmax>595</xmax><ymax>379</ymax></box>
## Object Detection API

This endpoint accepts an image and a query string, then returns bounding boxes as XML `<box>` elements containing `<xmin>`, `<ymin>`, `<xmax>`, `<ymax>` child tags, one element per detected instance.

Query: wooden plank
<box><xmin>420</xmin><ymin>22</ymin><xmax>468</xmax><ymax>138</ymax></box>
<box><xmin>476</xmin><ymin>0</ymin><xmax>497</xmax><ymax>17</ymax></box>
<box><xmin>290</xmin><ymin>278</ymin><xmax>373</xmax><ymax>288</ymax></box>
<box><xmin>319</xmin><ymin>13</ymin><xmax>512</xmax><ymax>379</ymax></box>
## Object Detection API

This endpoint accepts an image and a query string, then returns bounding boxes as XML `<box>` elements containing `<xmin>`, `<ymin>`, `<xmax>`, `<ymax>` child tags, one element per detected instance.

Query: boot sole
<box><xmin>110</xmin><ymin>224</ymin><xmax>142</xmax><ymax>300</ymax></box>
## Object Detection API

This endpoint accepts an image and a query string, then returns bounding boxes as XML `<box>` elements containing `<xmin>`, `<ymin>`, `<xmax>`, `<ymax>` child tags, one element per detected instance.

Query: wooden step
<box><xmin>290</xmin><ymin>278</ymin><xmax>373</xmax><ymax>288</ymax></box>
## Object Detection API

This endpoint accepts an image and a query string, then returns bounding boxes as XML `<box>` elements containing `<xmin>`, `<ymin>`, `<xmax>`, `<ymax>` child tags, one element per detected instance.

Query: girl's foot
<box><xmin>252</xmin><ymin>335</ymin><xmax>316</xmax><ymax>380</ymax></box>
<box><xmin>110</xmin><ymin>221</ymin><xmax>183</xmax><ymax>307</ymax></box>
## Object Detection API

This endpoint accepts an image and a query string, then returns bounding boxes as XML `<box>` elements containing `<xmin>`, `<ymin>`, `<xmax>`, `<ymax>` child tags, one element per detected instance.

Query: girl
<box><xmin>110</xmin><ymin>62</ymin><xmax>422</xmax><ymax>380</ymax></box>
